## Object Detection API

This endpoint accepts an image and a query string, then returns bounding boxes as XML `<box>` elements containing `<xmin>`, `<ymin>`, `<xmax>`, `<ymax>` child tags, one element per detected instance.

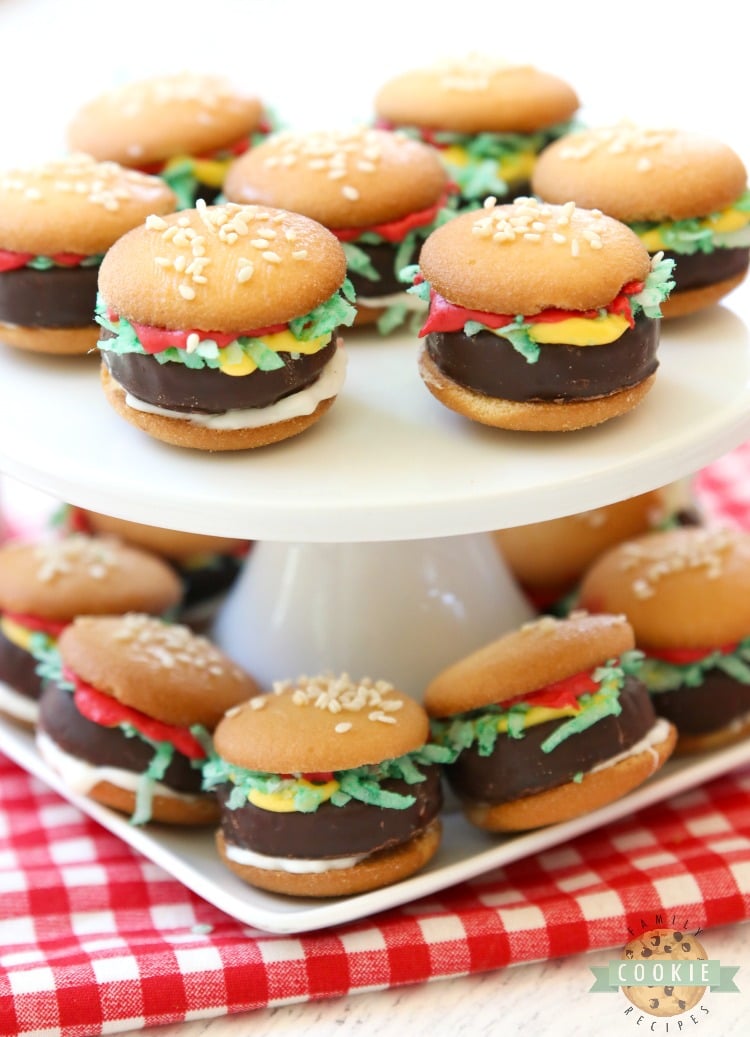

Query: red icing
<box><xmin>0</xmin><ymin>249</ymin><xmax>89</xmax><ymax>272</ymax></box>
<box><xmin>2</xmin><ymin>610</ymin><xmax>67</xmax><ymax>638</ymax></box>
<box><xmin>646</xmin><ymin>643</ymin><xmax>738</xmax><ymax>665</ymax></box>
<box><xmin>501</xmin><ymin>669</ymin><xmax>600</xmax><ymax>712</ymax></box>
<box><xmin>115</xmin><ymin>315</ymin><xmax>286</xmax><ymax>354</ymax></box>
<box><xmin>280</xmin><ymin>771</ymin><xmax>336</xmax><ymax>783</ymax></box>
<box><xmin>70</xmin><ymin>672</ymin><xmax>206</xmax><ymax>760</ymax></box>
<box><xmin>415</xmin><ymin>279</ymin><xmax>642</xmax><ymax>338</ymax></box>
<box><xmin>332</xmin><ymin>189</ymin><xmax>454</xmax><ymax>244</ymax></box>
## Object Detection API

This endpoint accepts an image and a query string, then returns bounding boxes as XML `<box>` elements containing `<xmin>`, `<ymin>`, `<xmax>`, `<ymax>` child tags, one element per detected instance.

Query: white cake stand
<box><xmin>0</xmin><ymin>299</ymin><xmax>749</xmax><ymax>695</ymax></box>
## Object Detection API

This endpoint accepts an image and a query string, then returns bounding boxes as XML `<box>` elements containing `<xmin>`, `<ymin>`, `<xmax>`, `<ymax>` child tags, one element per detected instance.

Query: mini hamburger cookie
<box><xmin>36</xmin><ymin>613</ymin><xmax>260</xmax><ymax>825</ymax></box>
<box><xmin>96</xmin><ymin>201</ymin><xmax>355</xmax><ymax>450</ymax></box>
<box><xmin>494</xmin><ymin>485</ymin><xmax>702</xmax><ymax>615</ymax></box>
<box><xmin>62</xmin><ymin>506</ymin><xmax>250</xmax><ymax>627</ymax></box>
<box><xmin>424</xmin><ymin>612</ymin><xmax>676</xmax><ymax>832</ymax></box>
<box><xmin>0</xmin><ymin>534</ymin><xmax>182</xmax><ymax>727</ymax></box>
<box><xmin>374</xmin><ymin>55</ymin><xmax>579</xmax><ymax>210</ymax></box>
<box><xmin>224</xmin><ymin>126</ymin><xmax>454</xmax><ymax>333</ymax></box>
<box><xmin>579</xmin><ymin>527</ymin><xmax>750</xmax><ymax>754</ymax></box>
<box><xmin>67</xmin><ymin>73</ymin><xmax>270</xmax><ymax>209</ymax></box>
<box><xmin>0</xmin><ymin>154</ymin><xmax>176</xmax><ymax>355</ymax></box>
<box><xmin>408</xmin><ymin>196</ymin><xmax>675</xmax><ymax>431</ymax></box>
<box><xmin>204</xmin><ymin>674</ymin><xmax>448</xmax><ymax>896</ymax></box>
<box><xmin>531</xmin><ymin>124</ymin><xmax>750</xmax><ymax>318</ymax></box>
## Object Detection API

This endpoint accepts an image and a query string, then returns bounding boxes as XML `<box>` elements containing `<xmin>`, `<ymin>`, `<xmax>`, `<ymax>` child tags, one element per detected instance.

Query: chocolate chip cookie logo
<box><xmin>590</xmin><ymin>922</ymin><xmax>740</xmax><ymax>1027</ymax></box>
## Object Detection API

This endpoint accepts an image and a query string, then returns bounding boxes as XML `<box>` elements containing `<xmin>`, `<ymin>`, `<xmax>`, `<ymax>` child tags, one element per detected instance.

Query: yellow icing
<box><xmin>163</xmin><ymin>153</ymin><xmax>231</xmax><ymax>188</ymax></box>
<box><xmin>528</xmin><ymin>312</ymin><xmax>630</xmax><ymax>346</ymax></box>
<box><xmin>0</xmin><ymin>616</ymin><xmax>35</xmax><ymax>652</ymax></box>
<box><xmin>441</xmin><ymin>143</ymin><xmax>536</xmax><ymax>183</ymax></box>
<box><xmin>497</xmin><ymin>703</ymin><xmax>579</xmax><ymax>732</ymax></box>
<box><xmin>636</xmin><ymin>204</ymin><xmax>750</xmax><ymax>251</ymax></box>
<box><xmin>247</xmin><ymin>776</ymin><xmax>340</xmax><ymax>813</ymax></box>
<box><xmin>216</xmin><ymin>331</ymin><xmax>330</xmax><ymax>377</ymax></box>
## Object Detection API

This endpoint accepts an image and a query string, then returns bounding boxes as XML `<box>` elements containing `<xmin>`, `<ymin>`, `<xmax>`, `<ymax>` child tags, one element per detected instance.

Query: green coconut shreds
<box><xmin>342</xmin><ymin>241</ymin><xmax>381</xmax><ymax>282</ymax></box>
<box><xmin>235</xmin><ymin>339</ymin><xmax>286</xmax><ymax>371</ymax></box>
<box><xmin>130</xmin><ymin>738</ymin><xmax>176</xmax><ymax>826</ymax></box>
<box><xmin>31</xmin><ymin>637</ymin><xmax>74</xmax><ymax>689</ymax></box>
<box><xmin>540</xmin><ymin>676</ymin><xmax>623</xmax><ymax>755</ymax></box>
<box><xmin>464</xmin><ymin>316</ymin><xmax>540</xmax><ymax>364</ymax></box>
<box><xmin>26</xmin><ymin>254</ymin><xmax>103</xmax><ymax>271</ymax></box>
<box><xmin>639</xmin><ymin>637</ymin><xmax>750</xmax><ymax>694</ymax></box>
<box><xmin>629</xmin><ymin>254</ymin><xmax>676</xmax><ymax>318</ymax></box>
<box><xmin>289</xmin><ymin>280</ymin><xmax>357</xmax><ymax>340</ymax></box>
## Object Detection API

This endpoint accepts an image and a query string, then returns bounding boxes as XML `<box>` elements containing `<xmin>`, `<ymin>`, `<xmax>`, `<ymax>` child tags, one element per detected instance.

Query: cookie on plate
<box><xmin>532</xmin><ymin>124</ymin><xmax>750</xmax><ymax>318</ymax></box>
<box><xmin>36</xmin><ymin>613</ymin><xmax>260</xmax><ymax>825</ymax></box>
<box><xmin>374</xmin><ymin>54</ymin><xmax>579</xmax><ymax>210</ymax></box>
<box><xmin>96</xmin><ymin>202</ymin><xmax>355</xmax><ymax>450</ymax></box>
<box><xmin>408</xmin><ymin>196</ymin><xmax>674</xmax><ymax>431</ymax></box>
<box><xmin>0</xmin><ymin>154</ymin><xmax>175</xmax><ymax>355</ymax></box>
<box><xmin>204</xmin><ymin>673</ymin><xmax>447</xmax><ymax>896</ymax></box>
<box><xmin>579</xmin><ymin>526</ymin><xmax>750</xmax><ymax>753</ymax></box>
<box><xmin>424</xmin><ymin>611</ymin><xmax>676</xmax><ymax>832</ymax></box>
<box><xmin>0</xmin><ymin>534</ymin><xmax>182</xmax><ymax>727</ymax></box>
<box><xmin>67</xmin><ymin>72</ymin><xmax>270</xmax><ymax>209</ymax></box>
<box><xmin>224</xmin><ymin>126</ymin><xmax>454</xmax><ymax>333</ymax></box>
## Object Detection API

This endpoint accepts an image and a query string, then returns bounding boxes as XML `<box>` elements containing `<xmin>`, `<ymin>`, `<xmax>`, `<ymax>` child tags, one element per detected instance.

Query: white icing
<box><xmin>713</xmin><ymin>226</ymin><xmax>750</xmax><ymax>248</ymax></box>
<box><xmin>223</xmin><ymin>839</ymin><xmax>367</xmax><ymax>874</ymax></box>
<box><xmin>120</xmin><ymin>345</ymin><xmax>347</xmax><ymax>430</ymax></box>
<box><xmin>0</xmin><ymin>679</ymin><xmax>39</xmax><ymax>725</ymax></box>
<box><xmin>588</xmin><ymin>716</ymin><xmax>673</xmax><ymax>775</ymax></box>
<box><xmin>35</xmin><ymin>730</ymin><xmax>203</xmax><ymax>804</ymax></box>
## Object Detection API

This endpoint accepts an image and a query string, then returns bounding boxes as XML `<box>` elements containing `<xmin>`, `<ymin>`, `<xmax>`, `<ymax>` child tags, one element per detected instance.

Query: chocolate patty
<box><xmin>347</xmin><ymin>240</ymin><xmax>409</xmax><ymax>300</ymax></box>
<box><xmin>649</xmin><ymin>667</ymin><xmax>750</xmax><ymax>736</ymax></box>
<box><xmin>38</xmin><ymin>678</ymin><xmax>205</xmax><ymax>794</ymax></box>
<box><xmin>216</xmin><ymin>765</ymin><xmax>443</xmax><ymax>861</ymax></box>
<box><xmin>0</xmin><ymin>627</ymin><xmax>44</xmax><ymax>701</ymax></box>
<box><xmin>177</xmin><ymin>553</ymin><xmax>244</xmax><ymax>611</ymax></box>
<box><xmin>0</xmin><ymin>265</ymin><xmax>100</xmax><ymax>328</ymax></box>
<box><xmin>661</xmin><ymin>246</ymin><xmax>749</xmax><ymax>293</ymax></box>
<box><xmin>425</xmin><ymin>311</ymin><xmax>659</xmax><ymax>402</ymax></box>
<box><xmin>444</xmin><ymin>675</ymin><xmax>656</xmax><ymax>804</ymax></box>
<box><xmin>100</xmin><ymin>336</ymin><xmax>336</xmax><ymax>414</ymax></box>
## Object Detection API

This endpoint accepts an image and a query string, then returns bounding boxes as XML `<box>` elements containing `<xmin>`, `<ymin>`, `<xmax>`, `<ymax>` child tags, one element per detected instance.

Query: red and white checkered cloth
<box><xmin>1</xmin><ymin>449</ymin><xmax>750</xmax><ymax>1037</ymax></box>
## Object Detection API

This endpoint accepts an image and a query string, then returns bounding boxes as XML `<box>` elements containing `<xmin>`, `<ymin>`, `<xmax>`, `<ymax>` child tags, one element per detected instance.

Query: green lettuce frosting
<box><xmin>95</xmin><ymin>283</ymin><xmax>356</xmax><ymax>370</ymax></box>
<box><xmin>202</xmin><ymin>742</ymin><xmax>453</xmax><ymax>814</ymax></box>
<box><xmin>638</xmin><ymin>637</ymin><xmax>750</xmax><ymax>694</ymax></box>
<box><xmin>430</xmin><ymin>651</ymin><xmax>644</xmax><ymax>759</ymax></box>
<box><xmin>25</xmin><ymin>254</ymin><xmax>103</xmax><ymax>271</ymax></box>
<box><xmin>630</xmin><ymin>190</ymin><xmax>750</xmax><ymax>255</ymax></box>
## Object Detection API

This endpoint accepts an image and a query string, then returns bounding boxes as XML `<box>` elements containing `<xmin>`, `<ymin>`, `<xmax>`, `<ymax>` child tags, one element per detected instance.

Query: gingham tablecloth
<box><xmin>1</xmin><ymin>449</ymin><xmax>750</xmax><ymax>1037</ymax></box>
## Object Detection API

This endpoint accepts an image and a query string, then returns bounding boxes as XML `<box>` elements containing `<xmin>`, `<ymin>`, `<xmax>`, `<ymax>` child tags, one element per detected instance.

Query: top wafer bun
<box><xmin>0</xmin><ymin>534</ymin><xmax>182</xmax><ymax>620</ymax></box>
<box><xmin>58</xmin><ymin>613</ymin><xmax>259</xmax><ymax>729</ymax></box>
<box><xmin>0</xmin><ymin>154</ymin><xmax>176</xmax><ymax>255</ymax></box>
<box><xmin>578</xmin><ymin>527</ymin><xmax>750</xmax><ymax>650</ymax></box>
<box><xmin>375</xmin><ymin>56</ymin><xmax>579</xmax><ymax>134</ymax></box>
<box><xmin>213</xmin><ymin>675</ymin><xmax>429</xmax><ymax>774</ymax></box>
<box><xmin>532</xmin><ymin>125</ymin><xmax>748</xmax><ymax>222</ymax></box>
<box><xmin>97</xmin><ymin>203</ymin><xmax>347</xmax><ymax>330</ymax></box>
<box><xmin>75</xmin><ymin>510</ymin><xmax>247</xmax><ymax>562</ymax></box>
<box><xmin>418</xmin><ymin>197</ymin><xmax>651</xmax><ymax>314</ymax></box>
<box><xmin>67</xmin><ymin>73</ymin><xmax>264</xmax><ymax>167</ymax></box>
<box><xmin>494</xmin><ymin>490</ymin><xmax>668</xmax><ymax>591</ymax></box>
<box><xmin>224</xmin><ymin>127</ymin><xmax>448</xmax><ymax>229</ymax></box>
<box><xmin>424</xmin><ymin>611</ymin><xmax>634</xmax><ymax>718</ymax></box>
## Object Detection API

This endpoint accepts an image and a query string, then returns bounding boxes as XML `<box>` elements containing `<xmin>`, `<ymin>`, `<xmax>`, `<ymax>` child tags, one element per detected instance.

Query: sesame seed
<box><xmin>342</xmin><ymin>185</ymin><xmax>360</xmax><ymax>201</ymax></box>
<box><xmin>262</xmin><ymin>250</ymin><xmax>281</xmax><ymax>264</ymax></box>
<box><xmin>335</xmin><ymin>722</ymin><xmax>352</xmax><ymax>734</ymax></box>
<box><xmin>178</xmin><ymin>284</ymin><xmax>196</xmax><ymax>300</ymax></box>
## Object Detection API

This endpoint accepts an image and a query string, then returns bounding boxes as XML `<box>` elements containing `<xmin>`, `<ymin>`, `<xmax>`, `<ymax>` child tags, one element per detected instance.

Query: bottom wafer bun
<box><xmin>674</xmin><ymin>712</ymin><xmax>750</xmax><ymax>756</ymax></box>
<box><xmin>462</xmin><ymin>722</ymin><xmax>677</xmax><ymax>833</ymax></box>
<box><xmin>0</xmin><ymin>323</ymin><xmax>99</xmax><ymax>355</ymax></box>
<box><xmin>660</xmin><ymin>271</ymin><xmax>747</xmax><ymax>319</ymax></box>
<box><xmin>89</xmin><ymin>778</ymin><xmax>221</xmax><ymax>826</ymax></box>
<box><xmin>101</xmin><ymin>364</ymin><xmax>336</xmax><ymax>451</ymax></box>
<box><xmin>418</xmin><ymin>346</ymin><xmax>656</xmax><ymax>432</ymax></box>
<box><xmin>216</xmin><ymin>818</ymin><xmax>442</xmax><ymax>897</ymax></box>
<box><xmin>352</xmin><ymin>304</ymin><xmax>385</xmax><ymax>326</ymax></box>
